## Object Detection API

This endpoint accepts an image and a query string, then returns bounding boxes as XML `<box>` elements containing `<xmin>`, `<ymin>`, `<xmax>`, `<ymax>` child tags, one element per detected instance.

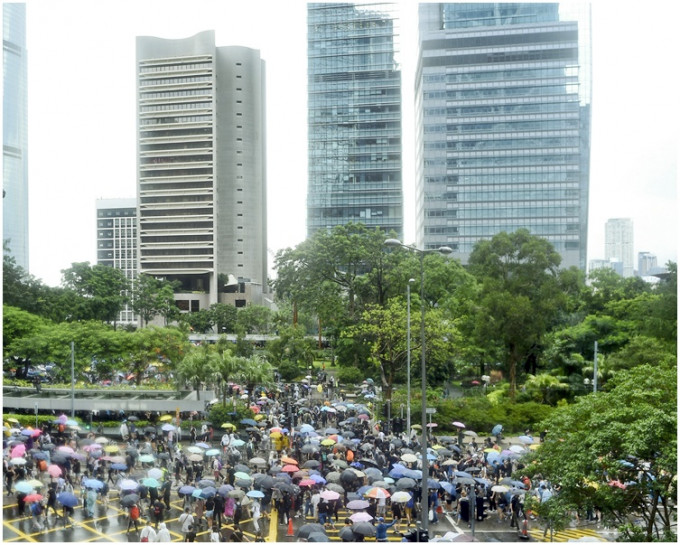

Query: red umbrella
<box><xmin>47</xmin><ymin>464</ymin><xmax>62</xmax><ymax>477</ymax></box>
<box><xmin>281</xmin><ymin>464</ymin><xmax>299</xmax><ymax>473</ymax></box>
<box><xmin>471</xmin><ymin>380</ymin><xmax>480</xmax><ymax>385</ymax></box>
<box><xmin>24</xmin><ymin>493</ymin><xmax>43</xmax><ymax>503</ymax></box>
<box><xmin>299</xmin><ymin>479</ymin><xmax>316</xmax><ymax>487</ymax></box>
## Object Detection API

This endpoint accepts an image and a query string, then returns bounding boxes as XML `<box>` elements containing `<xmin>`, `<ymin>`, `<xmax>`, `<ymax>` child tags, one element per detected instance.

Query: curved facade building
<box><xmin>136</xmin><ymin>31</ymin><xmax>267</xmax><ymax>309</ymax></box>
<box><xmin>3</xmin><ymin>3</ymin><xmax>29</xmax><ymax>270</ymax></box>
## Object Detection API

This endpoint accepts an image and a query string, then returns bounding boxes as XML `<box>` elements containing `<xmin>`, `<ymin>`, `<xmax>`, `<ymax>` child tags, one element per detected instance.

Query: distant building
<box><xmin>605</xmin><ymin>218</ymin><xmax>634</xmax><ymax>277</ymax></box>
<box><xmin>588</xmin><ymin>258</ymin><xmax>622</xmax><ymax>276</ymax></box>
<box><xmin>3</xmin><ymin>3</ymin><xmax>29</xmax><ymax>270</ymax></box>
<box><xmin>637</xmin><ymin>251</ymin><xmax>657</xmax><ymax>277</ymax></box>
<box><xmin>96</xmin><ymin>199</ymin><xmax>138</xmax><ymax>327</ymax></box>
<box><xmin>307</xmin><ymin>3</ymin><xmax>403</xmax><ymax>239</ymax></box>
<box><xmin>416</xmin><ymin>3</ymin><xmax>592</xmax><ymax>270</ymax></box>
<box><xmin>136</xmin><ymin>31</ymin><xmax>268</xmax><ymax>313</ymax></box>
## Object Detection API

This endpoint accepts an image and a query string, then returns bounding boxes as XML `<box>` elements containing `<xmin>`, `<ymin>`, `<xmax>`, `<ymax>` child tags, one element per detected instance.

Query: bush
<box><xmin>208</xmin><ymin>403</ymin><xmax>255</xmax><ymax>430</ymax></box>
<box><xmin>336</xmin><ymin>366</ymin><xmax>364</xmax><ymax>386</ymax></box>
<box><xmin>277</xmin><ymin>360</ymin><xmax>301</xmax><ymax>382</ymax></box>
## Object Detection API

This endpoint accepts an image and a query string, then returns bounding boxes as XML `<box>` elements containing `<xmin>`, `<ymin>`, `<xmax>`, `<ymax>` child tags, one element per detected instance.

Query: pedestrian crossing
<box><xmin>529</xmin><ymin>526</ymin><xmax>605</xmax><ymax>542</ymax></box>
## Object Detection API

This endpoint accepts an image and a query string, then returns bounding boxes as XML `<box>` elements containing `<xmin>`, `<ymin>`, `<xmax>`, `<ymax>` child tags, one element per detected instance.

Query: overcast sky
<box><xmin>22</xmin><ymin>0</ymin><xmax>678</xmax><ymax>287</ymax></box>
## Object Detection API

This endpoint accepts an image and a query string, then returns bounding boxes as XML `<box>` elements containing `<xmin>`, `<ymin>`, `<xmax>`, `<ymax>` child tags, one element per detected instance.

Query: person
<box><xmin>179</xmin><ymin>507</ymin><xmax>195</xmax><ymax>541</ymax></box>
<box><xmin>155</xmin><ymin>522</ymin><xmax>171</xmax><ymax>542</ymax></box>
<box><xmin>230</xmin><ymin>524</ymin><xmax>248</xmax><ymax>542</ymax></box>
<box><xmin>251</xmin><ymin>499</ymin><xmax>261</xmax><ymax>533</ymax></box>
<box><xmin>128</xmin><ymin>503</ymin><xmax>141</xmax><ymax>533</ymax></box>
<box><xmin>152</xmin><ymin>499</ymin><xmax>165</xmax><ymax>529</ymax></box>
<box><xmin>30</xmin><ymin>500</ymin><xmax>44</xmax><ymax>531</ymax></box>
<box><xmin>210</xmin><ymin>524</ymin><xmax>221</xmax><ymax>542</ymax></box>
<box><xmin>140</xmin><ymin>521</ymin><xmax>157</xmax><ymax>542</ymax></box>
<box><xmin>85</xmin><ymin>488</ymin><xmax>97</xmax><ymax>518</ymax></box>
<box><xmin>185</xmin><ymin>524</ymin><xmax>197</xmax><ymax>542</ymax></box>
<box><xmin>375</xmin><ymin>516</ymin><xmax>399</xmax><ymax>542</ymax></box>
<box><xmin>404</xmin><ymin>493</ymin><xmax>414</xmax><ymax>526</ymax></box>
<box><xmin>457</xmin><ymin>490</ymin><xmax>470</xmax><ymax>527</ymax></box>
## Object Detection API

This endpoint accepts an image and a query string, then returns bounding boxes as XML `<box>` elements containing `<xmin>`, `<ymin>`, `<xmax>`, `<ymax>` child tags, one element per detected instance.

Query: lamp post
<box><xmin>406</xmin><ymin>278</ymin><xmax>415</xmax><ymax>438</ymax></box>
<box><xmin>384</xmin><ymin>239</ymin><xmax>452</xmax><ymax>537</ymax></box>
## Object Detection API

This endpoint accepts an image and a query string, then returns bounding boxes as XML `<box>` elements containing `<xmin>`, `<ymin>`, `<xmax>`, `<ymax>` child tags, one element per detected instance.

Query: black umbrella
<box><xmin>120</xmin><ymin>493</ymin><xmax>140</xmax><ymax>507</ymax></box>
<box><xmin>235</xmin><ymin>479</ymin><xmax>252</xmax><ymax>488</ymax></box>
<box><xmin>256</xmin><ymin>476</ymin><xmax>275</xmax><ymax>489</ymax></box>
<box><xmin>297</xmin><ymin>523</ymin><xmax>326</xmax><ymax>540</ymax></box>
<box><xmin>234</xmin><ymin>464</ymin><xmax>250</xmax><ymax>474</ymax></box>
<box><xmin>308</xmin><ymin>532</ymin><xmax>330</xmax><ymax>542</ymax></box>
<box><xmin>273</xmin><ymin>482</ymin><xmax>294</xmax><ymax>494</ymax></box>
<box><xmin>127</xmin><ymin>416</ymin><xmax>139</xmax><ymax>422</ymax></box>
<box><xmin>352</xmin><ymin>521</ymin><xmax>377</xmax><ymax>537</ymax></box>
<box><xmin>303</xmin><ymin>460</ymin><xmax>320</xmax><ymax>469</ymax></box>
<box><xmin>339</xmin><ymin>526</ymin><xmax>355</xmax><ymax>541</ymax></box>
<box><xmin>396</xmin><ymin>477</ymin><xmax>417</xmax><ymax>489</ymax></box>
<box><xmin>301</xmin><ymin>442</ymin><xmax>319</xmax><ymax>453</ymax></box>
<box><xmin>144</xmin><ymin>426</ymin><xmax>156</xmax><ymax>434</ymax></box>
<box><xmin>358</xmin><ymin>458</ymin><xmax>379</xmax><ymax>468</ymax></box>
<box><xmin>340</xmin><ymin>469</ymin><xmax>358</xmax><ymax>483</ymax></box>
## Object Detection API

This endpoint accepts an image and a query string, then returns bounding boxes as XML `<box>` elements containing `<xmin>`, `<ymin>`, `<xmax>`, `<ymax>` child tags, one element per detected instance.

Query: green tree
<box><xmin>467</xmin><ymin>229</ymin><xmax>566</xmax><ymax>397</ymax></box>
<box><xmin>61</xmin><ymin>262</ymin><xmax>131</xmax><ymax>326</ymax></box>
<box><xmin>209</xmin><ymin>349</ymin><xmax>240</xmax><ymax>406</ymax></box>
<box><xmin>127</xmin><ymin>326</ymin><xmax>188</xmax><ymax>386</ymax></box>
<box><xmin>524</xmin><ymin>364</ymin><xmax>677</xmax><ymax>541</ymax></box>
<box><xmin>210</xmin><ymin>303</ymin><xmax>238</xmax><ymax>334</ymax></box>
<box><xmin>3</xmin><ymin>305</ymin><xmax>49</xmax><ymax>351</ymax></box>
<box><xmin>181</xmin><ymin>309</ymin><xmax>213</xmax><ymax>334</ymax></box>
<box><xmin>131</xmin><ymin>274</ymin><xmax>178</xmax><ymax>327</ymax></box>
<box><xmin>176</xmin><ymin>344</ymin><xmax>213</xmax><ymax>399</ymax></box>
<box><xmin>237</xmin><ymin>354</ymin><xmax>275</xmax><ymax>396</ymax></box>
<box><xmin>521</xmin><ymin>373</ymin><xmax>570</xmax><ymax>405</ymax></box>
<box><xmin>236</xmin><ymin>305</ymin><xmax>273</xmax><ymax>334</ymax></box>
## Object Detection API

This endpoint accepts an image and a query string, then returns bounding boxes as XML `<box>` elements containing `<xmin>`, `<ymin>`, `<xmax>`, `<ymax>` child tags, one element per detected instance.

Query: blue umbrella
<box><xmin>83</xmin><ymin>479</ymin><xmax>105</xmax><ymax>490</ymax></box>
<box><xmin>192</xmin><ymin>489</ymin><xmax>204</xmax><ymax>498</ymax></box>
<box><xmin>57</xmin><ymin>492</ymin><xmax>79</xmax><ymax>507</ymax></box>
<box><xmin>31</xmin><ymin>452</ymin><xmax>49</xmax><ymax>460</ymax></box>
<box><xmin>247</xmin><ymin>490</ymin><xmax>265</xmax><ymax>498</ymax></box>
<box><xmin>201</xmin><ymin>487</ymin><xmax>217</xmax><ymax>498</ymax></box>
<box><xmin>492</xmin><ymin>425</ymin><xmax>503</xmax><ymax>436</ymax></box>
<box><xmin>178</xmin><ymin>485</ymin><xmax>196</xmax><ymax>496</ymax></box>
<box><xmin>14</xmin><ymin>481</ymin><xmax>34</xmax><ymax>494</ymax></box>
<box><xmin>440</xmin><ymin>481</ymin><xmax>455</xmax><ymax>495</ymax></box>
<box><xmin>300</xmin><ymin>424</ymin><xmax>315</xmax><ymax>434</ymax></box>
<box><xmin>240</xmin><ymin>419</ymin><xmax>257</xmax><ymax>427</ymax></box>
<box><xmin>195</xmin><ymin>442</ymin><xmax>211</xmax><ymax>449</ymax></box>
<box><xmin>111</xmin><ymin>463</ymin><xmax>127</xmax><ymax>471</ymax></box>
<box><xmin>454</xmin><ymin>471</ymin><xmax>473</xmax><ymax>479</ymax></box>
<box><xmin>518</xmin><ymin>435</ymin><xmax>534</xmax><ymax>444</ymax></box>
<box><xmin>206</xmin><ymin>449</ymin><xmax>220</xmax><ymax>456</ymax></box>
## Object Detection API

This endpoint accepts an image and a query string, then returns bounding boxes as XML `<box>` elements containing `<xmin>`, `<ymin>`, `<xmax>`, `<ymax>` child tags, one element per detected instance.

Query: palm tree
<box><xmin>209</xmin><ymin>349</ymin><xmax>240</xmax><ymax>406</ymax></box>
<box><xmin>176</xmin><ymin>346</ymin><xmax>212</xmax><ymax>400</ymax></box>
<box><xmin>237</xmin><ymin>355</ymin><xmax>275</xmax><ymax>397</ymax></box>
<box><xmin>523</xmin><ymin>373</ymin><xmax>569</xmax><ymax>405</ymax></box>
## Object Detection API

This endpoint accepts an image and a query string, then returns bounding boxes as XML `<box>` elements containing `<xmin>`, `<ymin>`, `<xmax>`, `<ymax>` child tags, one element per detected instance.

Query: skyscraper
<box><xmin>605</xmin><ymin>218</ymin><xmax>634</xmax><ymax>277</ymax></box>
<box><xmin>307</xmin><ymin>3</ymin><xmax>403</xmax><ymax>239</ymax></box>
<box><xmin>637</xmin><ymin>251</ymin><xmax>657</xmax><ymax>277</ymax></box>
<box><xmin>3</xmin><ymin>3</ymin><xmax>29</xmax><ymax>270</ymax></box>
<box><xmin>416</xmin><ymin>3</ymin><xmax>591</xmax><ymax>269</ymax></box>
<box><xmin>96</xmin><ymin>198</ymin><xmax>138</xmax><ymax>326</ymax></box>
<box><xmin>136</xmin><ymin>31</ymin><xmax>267</xmax><ymax>311</ymax></box>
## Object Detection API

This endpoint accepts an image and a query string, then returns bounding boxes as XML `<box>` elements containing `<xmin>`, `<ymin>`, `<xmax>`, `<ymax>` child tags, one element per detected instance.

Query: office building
<box><xmin>136</xmin><ymin>31</ymin><xmax>267</xmax><ymax>312</ymax></box>
<box><xmin>3</xmin><ymin>3</ymin><xmax>29</xmax><ymax>270</ymax></box>
<box><xmin>307</xmin><ymin>3</ymin><xmax>403</xmax><ymax>238</ymax></box>
<box><xmin>605</xmin><ymin>218</ymin><xmax>633</xmax><ymax>277</ymax></box>
<box><xmin>96</xmin><ymin>198</ymin><xmax>138</xmax><ymax>326</ymax></box>
<box><xmin>416</xmin><ymin>3</ymin><xmax>591</xmax><ymax>269</ymax></box>
<box><xmin>637</xmin><ymin>251</ymin><xmax>657</xmax><ymax>277</ymax></box>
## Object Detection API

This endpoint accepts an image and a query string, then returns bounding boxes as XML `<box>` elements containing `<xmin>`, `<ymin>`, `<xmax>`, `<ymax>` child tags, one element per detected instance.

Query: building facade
<box><xmin>136</xmin><ymin>31</ymin><xmax>267</xmax><ymax>312</ymax></box>
<box><xmin>416</xmin><ymin>3</ymin><xmax>591</xmax><ymax>269</ymax></box>
<box><xmin>96</xmin><ymin>198</ymin><xmax>138</xmax><ymax>326</ymax></box>
<box><xmin>605</xmin><ymin>218</ymin><xmax>634</xmax><ymax>277</ymax></box>
<box><xmin>307</xmin><ymin>3</ymin><xmax>403</xmax><ymax>239</ymax></box>
<box><xmin>637</xmin><ymin>251</ymin><xmax>657</xmax><ymax>277</ymax></box>
<box><xmin>3</xmin><ymin>3</ymin><xmax>29</xmax><ymax>270</ymax></box>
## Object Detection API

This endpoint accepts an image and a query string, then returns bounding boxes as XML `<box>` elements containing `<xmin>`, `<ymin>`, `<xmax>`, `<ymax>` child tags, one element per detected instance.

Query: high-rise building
<box><xmin>136</xmin><ymin>31</ymin><xmax>267</xmax><ymax>312</ymax></box>
<box><xmin>307</xmin><ymin>3</ymin><xmax>403</xmax><ymax>238</ymax></box>
<box><xmin>605</xmin><ymin>218</ymin><xmax>634</xmax><ymax>277</ymax></box>
<box><xmin>96</xmin><ymin>198</ymin><xmax>138</xmax><ymax>326</ymax></box>
<box><xmin>416</xmin><ymin>3</ymin><xmax>591</xmax><ymax>269</ymax></box>
<box><xmin>3</xmin><ymin>3</ymin><xmax>29</xmax><ymax>270</ymax></box>
<box><xmin>637</xmin><ymin>251</ymin><xmax>657</xmax><ymax>277</ymax></box>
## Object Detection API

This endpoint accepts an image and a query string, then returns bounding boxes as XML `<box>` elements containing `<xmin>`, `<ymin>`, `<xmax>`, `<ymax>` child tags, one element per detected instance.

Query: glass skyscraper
<box><xmin>3</xmin><ymin>3</ymin><xmax>29</xmax><ymax>271</ymax></box>
<box><xmin>307</xmin><ymin>3</ymin><xmax>403</xmax><ymax>238</ymax></box>
<box><xmin>416</xmin><ymin>3</ymin><xmax>591</xmax><ymax>270</ymax></box>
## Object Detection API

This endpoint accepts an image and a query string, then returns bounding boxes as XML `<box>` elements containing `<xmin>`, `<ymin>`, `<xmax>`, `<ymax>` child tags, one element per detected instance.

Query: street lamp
<box><xmin>406</xmin><ymin>278</ymin><xmax>415</xmax><ymax>438</ymax></box>
<box><xmin>384</xmin><ymin>238</ymin><xmax>452</xmax><ymax>537</ymax></box>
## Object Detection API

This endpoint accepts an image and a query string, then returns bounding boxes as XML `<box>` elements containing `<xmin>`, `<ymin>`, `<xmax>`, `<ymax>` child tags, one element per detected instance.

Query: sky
<box><xmin>20</xmin><ymin>0</ymin><xmax>679</xmax><ymax>287</ymax></box>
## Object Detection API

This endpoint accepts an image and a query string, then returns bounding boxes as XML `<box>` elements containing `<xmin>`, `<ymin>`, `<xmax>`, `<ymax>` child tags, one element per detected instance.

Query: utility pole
<box><xmin>593</xmin><ymin>341</ymin><xmax>598</xmax><ymax>393</ymax></box>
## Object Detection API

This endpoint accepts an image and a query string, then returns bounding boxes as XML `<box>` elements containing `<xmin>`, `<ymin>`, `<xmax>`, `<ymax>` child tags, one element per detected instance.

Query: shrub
<box><xmin>335</xmin><ymin>366</ymin><xmax>364</xmax><ymax>386</ymax></box>
<box><xmin>277</xmin><ymin>360</ymin><xmax>301</xmax><ymax>382</ymax></box>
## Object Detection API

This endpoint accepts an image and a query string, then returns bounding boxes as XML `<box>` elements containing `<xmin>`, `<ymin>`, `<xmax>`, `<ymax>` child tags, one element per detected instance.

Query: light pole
<box><xmin>385</xmin><ymin>239</ymin><xmax>452</xmax><ymax>537</ymax></box>
<box><xmin>406</xmin><ymin>278</ymin><xmax>415</xmax><ymax>438</ymax></box>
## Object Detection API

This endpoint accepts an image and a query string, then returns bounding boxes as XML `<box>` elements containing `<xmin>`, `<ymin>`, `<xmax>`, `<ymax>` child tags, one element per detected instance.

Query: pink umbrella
<box><xmin>281</xmin><ymin>464</ymin><xmax>299</xmax><ymax>473</ymax></box>
<box><xmin>426</xmin><ymin>423</ymin><xmax>438</xmax><ymax>428</ymax></box>
<box><xmin>299</xmin><ymin>479</ymin><xmax>316</xmax><ymax>487</ymax></box>
<box><xmin>320</xmin><ymin>490</ymin><xmax>340</xmax><ymax>501</ymax></box>
<box><xmin>31</xmin><ymin>429</ymin><xmax>42</xmax><ymax>438</ymax></box>
<box><xmin>57</xmin><ymin>414</ymin><xmax>68</xmax><ymax>423</ymax></box>
<box><xmin>608</xmin><ymin>480</ymin><xmax>626</xmax><ymax>489</ymax></box>
<box><xmin>350</xmin><ymin>512</ymin><xmax>374</xmax><ymax>522</ymax></box>
<box><xmin>358</xmin><ymin>414</ymin><xmax>369</xmax><ymax>420</ymax></box>
<box><xmin>24</xmin><ymin>493</ymin><xmax>43</xmax><ymax>503</ymax></box>
<box><xmin>47</xmin><ymin>464</ymin><xmax>62</xmax><ymax>477</ymax></box>
<box><xmin>57</xmin><ymin>446</ymin><xmax>75</xmax><ymax>454</ymax></box>
<box><xmin>82</xmin><ymin>444</ymin><xmax>102</xmax><ymax>452</ymax></box>
<box><xmin>10</xmin><ymin>444</ymin><xmax>26</xmax><ymax>458</ymax></box>
<box><xmin>452</xmin><ymin>421</ymin><xmax>466</xmax><ymax>428</ymax></box>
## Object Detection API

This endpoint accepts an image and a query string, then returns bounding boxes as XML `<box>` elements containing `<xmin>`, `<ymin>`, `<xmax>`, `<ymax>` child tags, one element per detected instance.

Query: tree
<box><xmin>237</xmin><ymin>354</ymin><xmax>275</xmax><ymax>397</ymax></box>
<box><xmin>210</xmin><ymin>303</ymin><xmax>238</xmax><ymax>334</ymax></box>
<box><xmin>523</xmin><ymin>364</ymin><xmax>677</xmax><ymax>541</ymax></box>
<box><xmin>180</xmin><ymin>309</ymin><xmax>213</xmax><ymax>334</ymax></box>
<box><xmin>521</xmin><ymin>373</ymin><xmax>570</xmax><ymax>405</ymax></box>
<box><xmin>127</xmin><ymin>326</ymin><xmax>188</xmax><ymax>386</ymax></box>
<box><xmin>61</xmin><ymin>262</ymin><xmax>130</xmax><ymax>325</ymax></box>
<box><xmin>209</xmin><ymin>349</ymin><xmax>240</xmax><ymax>406</ymax></box>
<box><xmin>3</xmin><ymin>305</ymin><xmax>49</xmax><ymax>351</ymax></box>
<box><xmin>131</xmin><ymin>274</ymin><xmax>178</xmax><ymax>327</ymax></box>
<box><xmin>236</xmin><ymin>305</ymin><xmax>273</xmax><ymax>334</ymax></box>
<box><xmin>176</xmin><ymin>344</ymin><xmax>213</xmax><ymax>399</ymax></box>
<box><xmin>467</xmin><ymin>229</ymin><xmax>566</xmax><ymax>397</ymax></box>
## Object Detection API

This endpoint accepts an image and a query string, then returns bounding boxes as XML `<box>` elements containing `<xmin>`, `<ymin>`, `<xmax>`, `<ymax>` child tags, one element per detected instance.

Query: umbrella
<box><xmin>24</xmin><ymin>493</ymin><xmax>43</xmax><ymax>503</ymax></box>
<box><xmin>14</xmin><ymin>481</ymin><xmax>35</xmax><ymax>494</ymax></box>
<box><xmin>83</xmin><ymin>479</ymin><xmax>105</xmax><ymax>490</ymax></box>
<box><xmin>201</xmin><ymin>487</ymin><xmax>217</xmax><ymax>498</ymax></box>
<box><xmin>299</xmin><ymin>479</ymin><xmax>316</xmax><ymax>487</ymax></box>
<box><xmin>352</xmin><ymin>521</ymin><xmax>377</xmax><ymax>537</ymax></box>
<box><xmin>240</xmin><ymin>419</ymin><xmax>257</xmax><ymax>427</ymax></box>
<box><xmin>281</xmin><ymin>456</ymin><xmax>298</xmax><ymax>465</ymax></box>
<box><xmin>297</xmin><ymin>523</ymin><xmax>326</xmax><ymax>540</ymax></box>
<box><xmin>463</xmin><ymin>430</ymin><xmax>478</xmax><ymax>437</ymax></box>
<box><xmin>159</xmin><ymin>415</ymin><xmax>173</xmax><ymax>422</ymax></box>
<box><xmin>249</xmin><ymin>457</ymin><xmax>267</xmax><ymax>466</ymax></box>
<box><xmin>103</xmin><ymin>445</ymin><xmax>119</xmax><ymax>453</ymax></box>
<box><xmin>147</xmin><ymin>468</ymin><xmax>163</xmax><ymax>480</ymax></box>
<box><xmin>346</xmin><ymin>499</ymin><xmax>370</xmax><ymax>510</ymax></box>
<box><xmin>491</xmin><ymin>485</ymin><xmax>509</xmax><ymax>493</ymax></box>
<box><xmin>340</xmin><ymin>526</ymin><xmax>355</xmax><ymax>541</ymax></box>
<box><xmin>325</xmin><ymin>483</ymin><xmax>345</xmax><ymax>495</ymax></box>
<box><xmin>11</xmin><ymin>445</ymin><xmax>26</xmax><ymax>458</ymax></box>
<box><xmin>364</xmin><ymin>487</ymin><xmax>390</xmax><ymax>499</ymax></box>
<box><xmin>391</xmin><ymin>490</ymin><xmax>412</xmax><ymax>503</ymax></box>
<box><xmin>57</xmin><ymin>492</ymin><xmax>79</xmax><ymax>507</ymax></box>
<box><xmin>319</xmin><ymin>490</ymin><xmax>340</xmax><ymax>501</ymax></box>
<box><xmin>350</xmin><ymin>512</ymin><xmax>373</xmax><ymax>522</ymax></box>
<box><xmin>120</xmin><ymin>494</ymin><xmax>140</xmax><ymax>507</ymax></box>
<box><xmin>492</xmin><ymin>424</ymin><xmax>503</xmax><ymax>436</ymax></box>
<box><xmin>235</xmin><ymin>478</ymin><xmax>252</xmax><ymax>488</ymax></box>
<box><xmin>303</xmin><ymin>459</ymin><xmax>321</xmax><ymax>469</ymax></box>
<box><xmin>396</xmin><ymin>477</ymin><xmax>416</xmax><ymax>489</ymax></box>
<box><xmin>308</xmin><ymin>532</ymin><xmax>330</xmax><ymax>542</ymax></box>
<box><xmin>401</xmin><ymin>453</ymin><xmax>417</xmax><ymax>463</ymax></box>
<box><xmin>452</xmin><ymin>421</ymin><xmax>466</xmax><ymax>428</ymax></box>
<box><xmin>47</xmin><ymin>464</ymin><xmax>62</xmax><ymax>477</ymax></box>
<box><xmin>139</xmin><ymin>454</ymin><xmax>155</xmax><ymax>463</ymax></box>
<box><xmin>228</xmin><ymin>489</ymin><xmax>245</xmax><ymax>499</ymax></box>
<box><xmin>231</xmin><ymin>439</ymin><xmax>245</xmax><ymax>448</ymax></box>
<box><xmin>95</xmin><ymin>436</ymin><xmax>109</xmax><ymax>444</ymax></box>
<box><xmin>186</xmin><ymin>446</ymin><xmax>203</xmax><ymax>454</ymax></box>
<box><xmin>325</xmin><ymin>471</ymin><xmax>341</xmax><ymax>483</ymax></box>
<box><xmin>10</xmin><ymin>458</ymin><xmax>27</xmax><ymax>465</ymax></box>
<box><xmin>188</xmin><ymin>454</ymin><xmax>203</xmax><ymax>462</ymax></box>
<box><xmin>179</xmin><ymin>485</ymin><xmax>196</xmax><ymax>496</ymax></box>
<box><xmin>161</xmin><ymin>423</ymin><xmax>175</xmax><ymax>432</ymax></box>
<box><xmin>509</xmin><ymin>445</ymin><xmax>526</xmax><ymax>454</ymax></box>
<box><xmin>518</xmin><ymin>435</ymin><xmax>534</xmax><ymax>444</ymax></box>
<box><xmin>206</xmin><ymin>449</ymin><xmax>221</xmax><ymax>457</ymax></box>
<box><xmin>195</xmin><ymin>442</ymin><xmax>211</xmax><ymax>449</ymax></box>
<box><xmin>246</xmin><ymin>490</ymin><xmax>265</xmax><ymax>498</ymax></box>
<box><xmin>119</xmin><ymin>479</ymin><xmax>139</xmax><ymax>491</ymax></box>
<box><xmin>234</xmin><ymin>471</ymin><xmax>251</xmax><ymax>481</ymax></box>
<box><xmin>111</xmin><ymin>463</ymin><xmax>128</xmax><ymax>471</ymax></box>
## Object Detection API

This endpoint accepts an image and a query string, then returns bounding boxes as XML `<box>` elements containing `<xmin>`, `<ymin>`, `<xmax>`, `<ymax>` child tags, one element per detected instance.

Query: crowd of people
<box><xmin>4</xmin><ymin>375</ymin><xmax>557</xmax><ymax>542</ymax></box>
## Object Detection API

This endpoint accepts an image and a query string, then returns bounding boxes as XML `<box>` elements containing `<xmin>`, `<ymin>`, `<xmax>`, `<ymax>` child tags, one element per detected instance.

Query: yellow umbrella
<box><xmin>159</xmin><ymin>415</ymin><xmax>173</xmax><ymax>422</ymax></box>
<box><xmin>321</xmin><ymin>438</ymin><xmax>336</xmax><ymax>446</ymax></box>
<box><xmin>270</xmin><ymin>431</ymin><xmax>282</xmax><ymax>438</ymax></box>
<box><xmin>221</xmin><ymin>423</ymin><xmax>236</xmax><ymax>430</ymax></box>
<box><xmin>432</xmin><ymin>445</ymin><xmax>445</xmax><ymax>450</ymax></box>
<box><xmin>103</xmin><ymin>445</ymin><xmax>120</xmax><ymax>453</ymax></box>
<box><xmin>411</xmin><ymin>424</ymin><xmax>422</xmax><ymax>430</ymax></box>
<box><xmin>7</xmin><ymin>418</ymin><xmax>19</xmax><ymax>424</ymax></box>
<box><xmin>529</xmin><ymin>444</ymin><xmax>541</xmax><ymax>450</ymax></box>
<box><xmin>254</xmin><ymin>414</ymin><xmax>265</xmax><ymax>421</ymax></box>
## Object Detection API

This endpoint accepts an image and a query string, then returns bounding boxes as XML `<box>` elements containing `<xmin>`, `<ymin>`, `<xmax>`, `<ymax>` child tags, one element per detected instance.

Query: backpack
<box><xmin>130</xmin><ymin>505</ymin><xmax>140</xmax><ymax>520</ymax></box>
<box><xmin>154</xmin><ymin>503</ymin><xmax>162</xmax><ymax>515</ymax></box>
